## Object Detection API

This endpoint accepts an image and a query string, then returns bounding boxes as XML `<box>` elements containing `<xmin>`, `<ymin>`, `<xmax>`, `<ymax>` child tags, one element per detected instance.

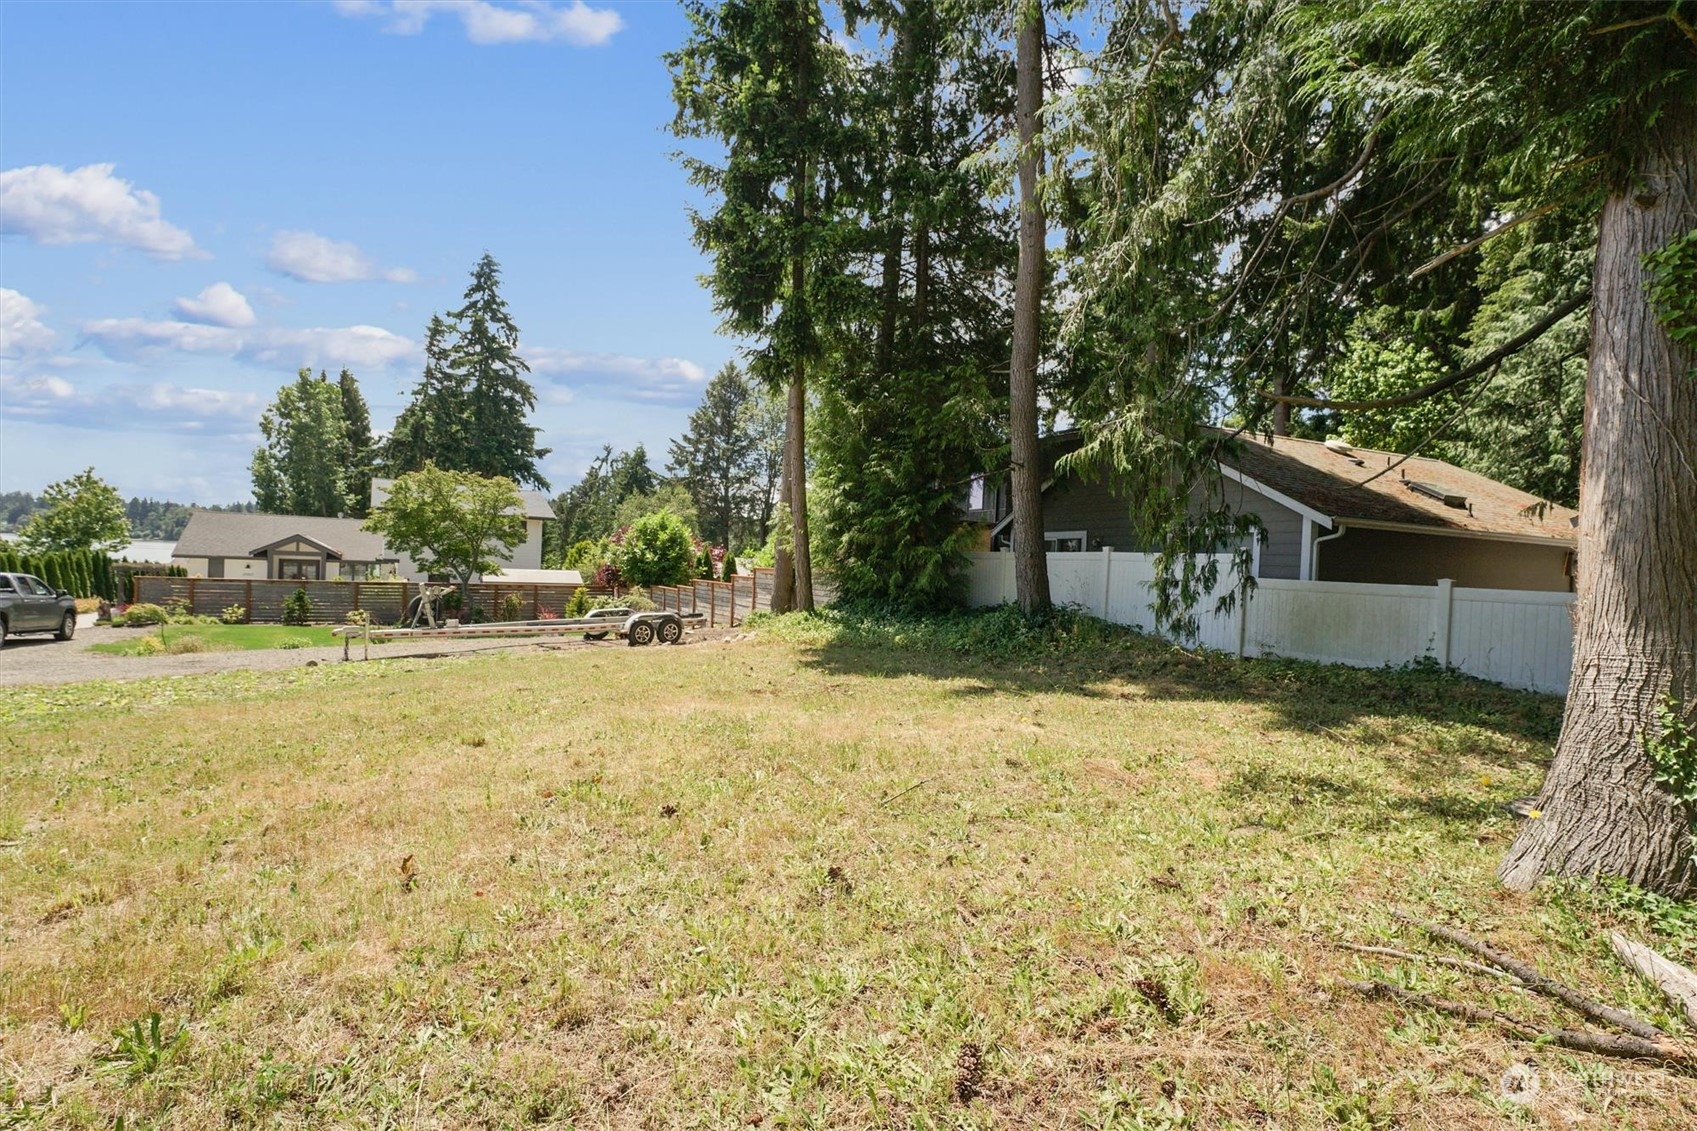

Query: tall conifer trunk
<box><xmin>1008</xmin><ymin>2</ymin><xmax>1051</xmax><ymax>615</ymax></box>
<box><xmin>1499</xmin><ymin>104</ymin><xmax>1697</xmax><ymax>896</ymax></box>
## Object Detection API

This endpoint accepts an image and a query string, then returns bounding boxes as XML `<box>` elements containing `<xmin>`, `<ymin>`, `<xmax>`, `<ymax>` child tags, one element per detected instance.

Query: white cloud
<box><xmin>528</xmin><ymin>347</ymin><xmax>708</xmax><ymax>403</ymax></box>
<box><xmin>0</xmin><ymin>371</ymin><xmax>261</xmax><ymax>433</ymax></box>
<box><xmin>265</xmin><ymin>230</ymin><xmax>417</xmax><ymax>284</ymax></box>
<box><xmin>0</xmin><ymin>163</ymin><xmax>203</xmax><ymax>260</ymax></box>
<box><xmin>81</xmin><ymin>317</ymin><xmax>418</xmax><ymax>372</ymax></box>
<box><xmin>334</xmin><ymin>0</ymin><xmax>622</xmax><ymax>46</ymax></box>
<box><xmin>0</xmin><ymin>289</ymin><xmax>58</xmax><ymax>358</ymax></box>
<box><xmin>171</xmin><ymin>282</ymin><xmax>257</xmax><ymax>328</ymax></box>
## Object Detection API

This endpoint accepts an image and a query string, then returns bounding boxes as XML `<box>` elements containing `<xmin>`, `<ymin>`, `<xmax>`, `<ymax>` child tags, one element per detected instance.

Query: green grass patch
<box><xmin>2</xmin><ymin>616</ymin><xmax>1692</xmax><ymax>1127</ymax></box>
<box><xmin>88</xmin><ymin>623</ymin><xmax>342</xmax><ymax>655</ymax></box>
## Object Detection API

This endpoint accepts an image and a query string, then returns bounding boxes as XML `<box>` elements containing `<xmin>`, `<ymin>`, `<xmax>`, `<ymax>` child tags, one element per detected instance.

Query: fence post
<box><xmin>353</xmin><ymin>581</ymin><xmax>362</xmax><ymax>612</ymax></box>
<box><xmin>188</xmin><ymin>576</ymin><xmax>198</xmax><ymax>613</ymax></box>
<box><xmin>1235</xmin><ymin>588</ymin><xmax>1249</xmax><ymax>659</ymax></box>
<box><xmin>730</xmin><ymin>579</ymin><xmax>737</xmax><ymax>626</ymax></box>
<box><xmin>1433</xmin><ymin>578</ymin><xmax>1455</xmax><ymax>667</ymax></box>
<box><xmin>245</xmin><ymin>579</ymin><xmax>253</xmax><ymax>615</ymax></box>
<box><xmin>1100</xmin><ymin>546</ymin><xmax>1113</xmax><ymax>619</ymax></box>
<box><xmin>533</xmin><ymin>584</ymin><xmax>541</xmax><ymax>619</ymax></box>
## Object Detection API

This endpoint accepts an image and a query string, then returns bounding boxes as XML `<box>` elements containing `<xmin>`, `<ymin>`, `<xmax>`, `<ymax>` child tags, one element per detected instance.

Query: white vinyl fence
<box><xmin>967</xmin><ymin>550</ymin><xmax>1574</xmax><ymax>695</ymax></box>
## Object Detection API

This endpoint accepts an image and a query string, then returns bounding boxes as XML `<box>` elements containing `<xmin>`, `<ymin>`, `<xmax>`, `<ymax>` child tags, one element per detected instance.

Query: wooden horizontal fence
<box><xmin>134</xmin><ymin>576</ymin><xmax>617</xmax><ymax>624</ymax></box>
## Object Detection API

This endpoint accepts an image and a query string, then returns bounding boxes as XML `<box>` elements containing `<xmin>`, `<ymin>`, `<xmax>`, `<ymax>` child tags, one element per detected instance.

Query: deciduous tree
<box><xmin>17</xmin><ymin>468</ymin><xmax>129</xmax><ymax>554</ymax></box>
<box><xmin>361</xmin><ymin>465</ymin><xmax>525</xmax><ymax>598</ymax></box>
<box><xmin>250</xmin><ymin>369</ymin><xmax>354</xmax><ymax>517</ymax></box>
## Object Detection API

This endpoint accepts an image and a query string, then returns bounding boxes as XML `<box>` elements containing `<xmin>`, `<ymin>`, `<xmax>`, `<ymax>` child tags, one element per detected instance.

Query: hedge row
<box><xmin>0</xmin><ymin>548</ymin><xmax>122</xmax><ymax>600</ymax></box>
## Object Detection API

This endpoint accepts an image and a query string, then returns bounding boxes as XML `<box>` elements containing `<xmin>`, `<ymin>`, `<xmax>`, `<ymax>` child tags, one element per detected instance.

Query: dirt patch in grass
<box><xmin>1</xmin><ymin>622</ymin><xmax>1692</xmax><ymax>1128</ymax></box>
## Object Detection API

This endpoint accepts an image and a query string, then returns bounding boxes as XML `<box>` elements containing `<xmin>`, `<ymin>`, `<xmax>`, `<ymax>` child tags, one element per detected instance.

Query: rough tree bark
<box><xmin>786</xmin><ymin>354</ymin><xmax>814</xmax><ymax>613</ymax></box>
<box><xmin>1499</xmin><ymin>105</ymin><xmax>1697</xmax><ymax>897</ymax></box>
<box><xmin>1008</xmin><ymin>1</ymin><xmax>1051</xmax><ymax>615</ymax></box>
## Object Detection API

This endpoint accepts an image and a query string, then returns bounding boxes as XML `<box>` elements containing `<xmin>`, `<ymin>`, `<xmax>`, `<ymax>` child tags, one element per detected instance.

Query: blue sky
<box><xmin>1</xmin><ymin>0</ymin><xmax>732</xmax><ymax>503</ymax></box>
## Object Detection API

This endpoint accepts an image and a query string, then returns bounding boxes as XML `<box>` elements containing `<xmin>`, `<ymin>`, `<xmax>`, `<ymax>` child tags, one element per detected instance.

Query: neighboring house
<box><xmin>173</xmin><ymin>512</ymin><xmax>399</xmax><ymax>581</ymax></box>
<box><xmin>485</xmin><ymin>568</ymin><xmax>585</xmax><ymax>586</ymax></box>
<box><xmin>368</xmin><ymin>478</ymin><xmax>553</xmax><ymax>574</ymax></box>
<box><xmin>976</xmin><ymin>431</ymin><xmax>1578</xmax><ymax>592</ymax></box>
<box><xmin>173</xmin><ymin>483</ymin><xmax>555</xmax><ymax>583</ymax></box>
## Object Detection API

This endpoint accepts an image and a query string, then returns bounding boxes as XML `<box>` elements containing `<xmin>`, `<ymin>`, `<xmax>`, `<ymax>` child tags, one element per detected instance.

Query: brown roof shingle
<box><xmin>1222</xmin><ymin>434</ymin><xmax>1578</xmax><ymax>544</ymax></box>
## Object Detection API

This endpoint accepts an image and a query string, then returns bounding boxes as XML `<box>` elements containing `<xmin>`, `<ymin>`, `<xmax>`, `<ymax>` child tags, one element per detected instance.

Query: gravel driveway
<box><xmin>0</xmin><ymin>616</ymin><xmax>697</xmax><ymax>687</ymax></box>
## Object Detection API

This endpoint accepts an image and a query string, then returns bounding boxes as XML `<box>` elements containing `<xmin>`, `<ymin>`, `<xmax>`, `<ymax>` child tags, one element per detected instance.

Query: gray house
<box><xmin>172</xmin><ymin>513</ymin><xmax>399</xmax><ymax>581</ymax></box>
<box><xmin>172</xmin><ymin>485</ymin><xmax>555</xmax><ymax>583</ymax></box>
<box><xmin>977</xmin><ymin>431</ymin><xmax>1578</xmax><ymax>593</ymax></box>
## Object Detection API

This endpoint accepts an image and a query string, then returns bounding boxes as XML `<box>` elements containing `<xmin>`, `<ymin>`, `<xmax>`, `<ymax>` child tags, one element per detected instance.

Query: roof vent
<box><xmin>1407</xmin><ymin>480</ymin><xmax>1468</xmax><ymax>509</ymax></box>
<box><xmin>1323</xmin><ymin>439</ymin><xmax>1354</xmax><ymax>455</ymax></box>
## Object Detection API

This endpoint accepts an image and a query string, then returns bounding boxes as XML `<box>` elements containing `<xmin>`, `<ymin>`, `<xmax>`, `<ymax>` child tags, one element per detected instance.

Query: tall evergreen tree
<box><xmin>338</xmin><ymin>368</ymin><xmax>376</xmax><ymax>517</ymax></box>
<box><xmin>668</xmin><ymin>363</ymin><xmax>773</xmax><ymax>549</ymax></box>
<box><xmin>380</xmin><ymin>256</ymin><xmax>549</xmax><ymax>489</ymax></box>
<box><xmin>448</xmin><ymin>253</ymin><xmax>550</xmax><ymax>489</ymax></box>
<box><xmin>813</xmin><ymin>0</ymin><xmax>1013</xmax><ymax>609</ymax></box>
<box><xmin>670</xmin><ymin>0</ymin><xmax>857</xmax><ymax>612</ymax></box>
<box><xmin>250</xmin><ymin>369</ymin><xmax>354</xmax><ymax>517</ymax></box>
<box><xmin>382</xmin><ymin>315</ymin><xmax>463</xmax><ymax>477</ymax></box>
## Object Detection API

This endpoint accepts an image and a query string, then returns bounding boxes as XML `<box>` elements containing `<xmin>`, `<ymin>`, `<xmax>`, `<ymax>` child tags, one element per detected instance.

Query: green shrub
<box><xmin>588</xmin><ymin>589</ymin><xmax>657</xmax><ymax>613</ymax></box>
<box><xmin>220</xmin><ymin>605</ymin><xmax>248</xmax><ymax>625</ymax></box>
<box><xmin>281</xmin><ymin>588</ymin><xmax>313</xmax><ymax>626</ymax></box>
<box><xmin>344</xmin><ymin>609</ymin><xmax>371</xmax><ymax>627</ymax></box>
<box><xmin>563</xmin><ymin>539</ymin><xmax>605</xmax><ymax>573</ymax></box>
<box><xmin>613</xmin><ymin>513</ymin><xmax>696</xmax><ymax>588</ymax></box>
<box><xmin>120</xmin><ymin>603</ymin><xmax>169</xmax><ymax>627</ymax></box>
<box><xmin>721</xmin><ymin>553</ymin><xmax>738</xmax><ymax>582</ymax></box>
<box><xmin>275</xmin><ymin>637</ymin><xmax>312</xmax><ymax>650</ymax></box>
<box><xmin>566</xmin><ymin>586</ymin><xmax>590</xmax><ymax>618</ymax></box>
<box><xmin>499</xmin><ymin>592</ymin><xmax>526</xmax><ymax>621</ymax></box>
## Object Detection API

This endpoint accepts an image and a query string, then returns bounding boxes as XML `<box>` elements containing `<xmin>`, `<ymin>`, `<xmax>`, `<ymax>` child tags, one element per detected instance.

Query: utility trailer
<box><xmin>331</xmin><ymin>606</ymin><xmax>700</xmax><ymax>659</ymax></box>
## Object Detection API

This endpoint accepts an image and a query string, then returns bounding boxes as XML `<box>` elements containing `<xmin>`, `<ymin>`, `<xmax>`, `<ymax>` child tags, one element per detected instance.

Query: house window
<box><xmin>275</xmin><ymin>558</ymin><xmax>322</xmax><ymax>581</ymax></box>
<box><xmin>967</xmin><ymin>476</ymin><xmax>986</xmax><ymax>511</ymax></box>
<box><xmin>1044</xmin><ymin>530</ymin><xmax>1087</xmax><ymax>553</ymax></box>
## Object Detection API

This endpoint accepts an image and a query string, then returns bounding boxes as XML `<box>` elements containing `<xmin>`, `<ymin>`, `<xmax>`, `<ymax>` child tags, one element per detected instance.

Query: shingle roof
<box><xmin>1035</xmin><ymin>430</ymin><xmax>1578</xmax><ymax>546</ymax></box>
<box><xmin>1222</xmin><ymin>433</ymin><xmax>1578</xmax><ymax>544</ymax></box>
<box><xmin>370</xmin><ymin>478</ymin><xmax>554</xmax><ymax>521</ymax></box>
<box><xmin>173</xmin><ymin>512</ymin><xmax>395</xmax><ymax>561</ymax></box>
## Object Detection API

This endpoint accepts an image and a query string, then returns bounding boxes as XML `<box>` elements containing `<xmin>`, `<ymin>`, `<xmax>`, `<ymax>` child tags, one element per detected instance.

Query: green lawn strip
<box><xmin>2</xmin><ymin>618</ymin><xmax>1693</xmax><ymax>1127</ymax></box>
<box><xmin>89</xmin><ymin>623</ymin><xmax>343</xmax><ymax>655</ymax></box>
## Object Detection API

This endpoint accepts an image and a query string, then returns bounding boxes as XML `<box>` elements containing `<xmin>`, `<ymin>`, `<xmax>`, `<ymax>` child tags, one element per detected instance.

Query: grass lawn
<box><xmin>3</xmin><ymin>612</ymin><xmax>1694</xmax><ymax>1128</ymax></box>
<box><xmin>89</xmin><ymin>624</ymin><xmax>344</xmax><ymax>655</ymax></box>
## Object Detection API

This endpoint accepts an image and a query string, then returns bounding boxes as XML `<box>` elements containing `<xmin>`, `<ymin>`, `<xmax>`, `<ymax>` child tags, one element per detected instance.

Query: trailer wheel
<box><xmin>657</xmin><ymin>616</ymin><xmax>683</xmax><ymax>645</ymax></box>
<box><xmin>628</xmin><ymin>620</ymin><xmax>656</xmax><ymax>647</ymax></box>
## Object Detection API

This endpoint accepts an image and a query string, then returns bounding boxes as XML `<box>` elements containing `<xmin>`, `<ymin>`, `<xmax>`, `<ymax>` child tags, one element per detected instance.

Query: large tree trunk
<box><xmin>787</xmin><ymin>360</ymin><xmax>814</xmax><ymax>612</ymax></box>
<box><xmin>1008</xmin><ymin>2</ymin><xmax>1051</xmax><ymax>615</ymax></box>
<box><xmin>1499</xmin><ymin>106</ymin><xmax>1697</xmax><ymax>897</ymax></box>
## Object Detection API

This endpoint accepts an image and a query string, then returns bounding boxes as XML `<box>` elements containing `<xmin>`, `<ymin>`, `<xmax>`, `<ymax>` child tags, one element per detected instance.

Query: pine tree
<box><xmin>670</xmin><ymin>0</ymin><xmax>857</xmax><ymax>612</ymax></box>
<box><xmin>448</xmin><ymin>253</ymin><xmax>550</xmax><ymax>489</ymax></box>
<box><xmin>338</xmin><ymin>369</ymin><xmax>376</xmax><ymax>517</ymax></box>
<box><xmin>668</xmin><ymin>363</ymin><xmax>765</xmax><ymax>550</ymax></box>
<box><xmin>382</xmin><ymin>315</ymin><xmax>463</xmax><ymax>477</ymax></box>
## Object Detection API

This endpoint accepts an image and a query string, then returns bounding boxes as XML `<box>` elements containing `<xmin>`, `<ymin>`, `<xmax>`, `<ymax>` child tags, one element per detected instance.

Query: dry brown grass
<box><xmin>1</xmin><ymin>620</ymin><xmax>1694</xmax><ymax>1128</ymax></box>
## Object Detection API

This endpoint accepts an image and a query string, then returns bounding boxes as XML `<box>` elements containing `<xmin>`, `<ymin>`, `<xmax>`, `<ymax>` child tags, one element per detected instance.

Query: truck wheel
<box><xmin>657</xmin><ymin>616</ymin><xmax>683</xmax><ymax>645</ymax></box>
<box><xmin>628</xmin><ymin>620</ymin><xmax>656</xmax><ymax>646</ymax></box>
<box><xmin>55</xmin><ymin>612</ymin><xmax>76</xmax><ymax>641</ymax></box>
<box><xmin>0</xmin><ymin>618</ymin><xmax>7</xmax><ymax>649</ymax></box>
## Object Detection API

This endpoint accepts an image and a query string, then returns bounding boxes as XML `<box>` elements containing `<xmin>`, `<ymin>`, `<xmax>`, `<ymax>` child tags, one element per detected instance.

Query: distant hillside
<box><xmin>0</xmin><ymin>492</ymin><xmax>256</xmax><ymax>540</ymax></box>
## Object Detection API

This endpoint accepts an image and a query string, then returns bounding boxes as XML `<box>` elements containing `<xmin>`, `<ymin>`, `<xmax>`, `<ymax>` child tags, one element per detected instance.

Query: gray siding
<box><xmin>1317</xmin><ymin>526</ymin><xmax>1573</xmax><ymax>591</ymax></box>
<box><xmin>1214</xmin><ymin>480</ymin><xmax>1305</xmax><ymax>579</ymax></box>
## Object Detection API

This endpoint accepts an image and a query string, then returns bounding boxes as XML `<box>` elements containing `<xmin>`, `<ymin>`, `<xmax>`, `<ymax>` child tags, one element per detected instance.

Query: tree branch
<box><xmin>1269</xmin><ymin>289</ymin><xmax>1591</xmax><ymax>410</ymax></box>
<box><xmin>1394</xmin><ymin>910</ymin><xmax>1666</xmax><ymax>1040</ymax></box>
<box><xmin>1409</xmin><ymin>201</ymin><xmax>1562</xmax><ymax>278</ymax></box>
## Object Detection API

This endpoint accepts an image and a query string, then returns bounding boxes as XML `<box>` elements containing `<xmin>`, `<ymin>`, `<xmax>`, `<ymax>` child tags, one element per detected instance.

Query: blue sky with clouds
<box><xmin>1</xmin><ymin>0</ymin><xmax>731</xmax><ymax>503</ymax></box>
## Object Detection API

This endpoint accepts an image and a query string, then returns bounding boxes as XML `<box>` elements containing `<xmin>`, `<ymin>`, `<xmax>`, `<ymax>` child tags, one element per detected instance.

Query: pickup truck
<box><xmin>0</xmin><ymin>572</ymin><xmax>79</xmax><ymax>648</ymax></box>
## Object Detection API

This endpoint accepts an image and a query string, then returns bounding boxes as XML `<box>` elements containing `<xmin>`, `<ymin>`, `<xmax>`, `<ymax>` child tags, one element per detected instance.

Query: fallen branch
<box><xmin>1611</xmin><ymin>932</ymin><xmax>1697</xmax><ymax>1031</ymax></box>
<box><xmin>879</xmin><ymin>778</ymin><xmax>932</xmax><ymax>807</ymax></box>
<box><xmin>1346</xmin><ymin>980</ymin><xmax>1695</xmax><ymax>1066</ymax></box>
<box><xmin>1394</xmin><ymin>910</ymin><xmax>1665</xmax><ymax>1040</ymax></box>
<box><xmin>1336</xmin><ymin>942</ymin><xmax>1520</xmax><ymax>982</ymax></box>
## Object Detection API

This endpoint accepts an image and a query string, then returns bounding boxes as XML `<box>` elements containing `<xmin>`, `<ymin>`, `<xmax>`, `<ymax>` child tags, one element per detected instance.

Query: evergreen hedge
<box><xmin>0</xmin><ymin>547</ymin><xmax>122</xmax><ymax>600</ymax></box>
